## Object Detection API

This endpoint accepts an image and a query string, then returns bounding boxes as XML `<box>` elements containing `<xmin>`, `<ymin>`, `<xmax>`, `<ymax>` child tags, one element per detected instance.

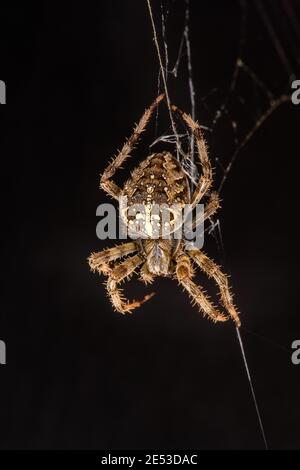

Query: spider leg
<box><xmin>187</xmin><ymin>249</ymin><xmax>240</xmax><ymax>327</ymax></box>
<box><xmin>171</xmin><ymin>104</ymin><xmax>213</xmax><ymax>208</ymax></box>
<box><xmin>185</xmin><ymin>191</ymin><xmax>220</xmax><ymax>234</ymax></box>
<box><xmin>100</xmin><ymin>93</ymin><xmax>165</xmax><ymax>199</ymax></box>
<box><xmin>88</xmin><ymin>242</ymin><xmax>138</xmax><ymax>275</ymax></box>
<box><xmin>175</xmin><ymin>253</ymin><xmax>228</xmax><ymax>323</ymax></box>
<box><xmin>107</xmin><ymin>256</ymin><xmax>155</xmax><ymax>314</ymax></box>
<box><xmin>139</xmin><ymin>262</ymin><xmax>155</xmax><ymax>285</ymax></box>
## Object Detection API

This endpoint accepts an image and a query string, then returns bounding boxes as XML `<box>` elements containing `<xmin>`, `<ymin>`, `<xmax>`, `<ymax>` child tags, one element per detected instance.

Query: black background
<box><xmin>0</xmin><ymin>0</ymin><xmax>300</xmax><ymax>450</ymax></box>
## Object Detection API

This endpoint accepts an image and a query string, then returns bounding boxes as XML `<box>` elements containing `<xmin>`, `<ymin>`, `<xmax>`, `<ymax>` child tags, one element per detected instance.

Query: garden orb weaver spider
<box><xmin>88</xmin><ymin>94</ymin><xmax>240</xmax><ymax>327</ymax></box>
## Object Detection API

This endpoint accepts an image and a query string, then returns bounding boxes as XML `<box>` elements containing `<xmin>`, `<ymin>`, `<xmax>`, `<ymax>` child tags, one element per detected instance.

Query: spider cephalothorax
<box><xmin>88</xmin><ymin>94</ymin><xmax>240</xmax><ymax>326</ymax></box>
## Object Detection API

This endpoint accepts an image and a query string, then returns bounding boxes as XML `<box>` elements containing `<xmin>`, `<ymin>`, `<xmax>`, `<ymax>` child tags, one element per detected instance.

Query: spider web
<box><xmin>147</xmin><ymin>0</ymin><xmax>299</xmax><ymax>197</ymax></box>
<box><xmin>145</xmin><ymin>0</ymin><xmax>300</xmax><ymax>449</ymax></box>
<box><xmin>147</xmin><ymin>0</ymin><xmax>300</xmax><ymax>254</ymax></box>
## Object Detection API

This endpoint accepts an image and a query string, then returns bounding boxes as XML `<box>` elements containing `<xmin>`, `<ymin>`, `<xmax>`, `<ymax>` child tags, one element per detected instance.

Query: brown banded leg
<box><xmin>185</xmin><ymin>191</ymin><xmax>221</xmax><ymax>235</ymax></box>
<box><xmin>171</xmin><ymin>104</ymin><xmax>213</xmax><ymax>208</ymax></box>
<box><xmin>107</xmin><ymin>256</ymin><xmax>155</xmax><ymax>314</ymax></box>
<box><xmin>187</xmin><ymin>249</ymin><xmax>240</xmax><ymax>326</ymax></box>
<box><xmin>139</xmin><ymin>262</ymin><xmax>155</xmax><ymax>285</ymax></box>
<box><xmin>175</xmin><ymin>253</ymin><xmax>228</xmax><ymax>323</ymax></box>
<box><xmin>88</xmin><ymin>242</ymin><xmax>138</xmax><ymax>275</ymax></box>
<box><xmin>100</xmin><ymin>93</ymin><xmax>165</xmax><ymax>199</ymax></box>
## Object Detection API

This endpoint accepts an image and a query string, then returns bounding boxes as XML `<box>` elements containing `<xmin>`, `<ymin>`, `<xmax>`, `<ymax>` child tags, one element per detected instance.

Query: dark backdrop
<box><xmin>0</xmin><ymin>0</ymin><xmax>300</xmax><ymax>450</ymax></box>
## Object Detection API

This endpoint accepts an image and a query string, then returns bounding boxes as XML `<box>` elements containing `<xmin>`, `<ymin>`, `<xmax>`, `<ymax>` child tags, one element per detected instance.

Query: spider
<box><xmin>88</xmin><ymin>94</ymin><xmax>240</xmax><ymax>326</ymax></box>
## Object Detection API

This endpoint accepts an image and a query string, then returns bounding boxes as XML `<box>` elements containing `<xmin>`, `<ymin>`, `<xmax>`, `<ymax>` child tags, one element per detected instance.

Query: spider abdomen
<box><xmin>121</xmin><ymin>152</ymin><xmax>191</xmax><ymax>238</ymax></box>
<box><xmin>123</xmin><ymin>151</ymin><xmax>191</xmax><ymax>207</ymax></box>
